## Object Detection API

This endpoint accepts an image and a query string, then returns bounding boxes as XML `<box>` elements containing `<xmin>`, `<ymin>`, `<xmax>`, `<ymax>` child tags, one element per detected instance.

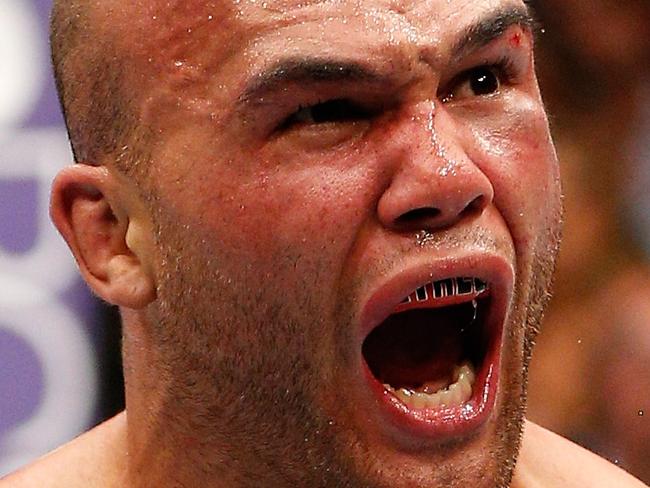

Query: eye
<box><xmin>280</xmin><ymin>98</ymin><xmax>374</xmax><ymax>130</ymax></box>
<box><xmin>466</xmin><ymin>67</ymin><xmax>500</xmax><ymax>95</ymax></box>
<box><xmin>442</xmin><ymin>64</ymin><xmax>508</xmax><ymax>103</ymax></box>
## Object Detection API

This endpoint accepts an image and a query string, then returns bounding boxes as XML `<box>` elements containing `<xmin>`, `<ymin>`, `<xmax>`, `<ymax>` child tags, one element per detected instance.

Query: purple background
<box><xmin>0</xmin><ymin>0</ymin><xmax>103</xmax><ymax>475</ymax></box>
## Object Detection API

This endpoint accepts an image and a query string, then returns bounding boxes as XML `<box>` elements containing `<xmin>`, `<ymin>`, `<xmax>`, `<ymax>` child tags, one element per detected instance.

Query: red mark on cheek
<box><xmin>510</xmin><ymin>32</ymin><xmax>522</xmax><ymax>48</ymax></box>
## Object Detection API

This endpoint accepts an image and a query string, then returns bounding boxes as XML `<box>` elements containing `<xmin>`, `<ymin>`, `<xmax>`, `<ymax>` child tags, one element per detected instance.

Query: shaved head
<box><xmin>50</xmin><ymin>1</ymin><xmax>150</xmax><ymax>176</ymax></box>
<box><xmin>50</xmin><ymin>0</ymin><xmax>243</xmax><ymax>181</ymax></box>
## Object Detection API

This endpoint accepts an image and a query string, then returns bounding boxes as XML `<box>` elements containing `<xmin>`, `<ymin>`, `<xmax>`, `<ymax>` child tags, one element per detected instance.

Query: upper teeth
<box><xmin>401</xmin><ymin>277</ymin><xmax>488</xmax><ymax>305</ymax></box>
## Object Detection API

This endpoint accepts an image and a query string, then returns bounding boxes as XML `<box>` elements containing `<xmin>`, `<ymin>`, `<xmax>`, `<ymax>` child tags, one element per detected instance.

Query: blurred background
<box><xmin>0</xmin><ymin>0</ymin><xmax>123</xmax><ymax>475</ymax></box>
<box><xmin>526</xmin><ymin>0</ymin><xmax>650</xmax><ymax>482</ymax></box>
<box><xmin>0</xmin><ymin>0</ymin><xmax>648</xmax><ymax>482</ymax></box>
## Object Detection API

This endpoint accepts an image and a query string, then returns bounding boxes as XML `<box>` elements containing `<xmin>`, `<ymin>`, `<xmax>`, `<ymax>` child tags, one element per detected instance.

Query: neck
<box><xmin>120</xmin><ymin>310</ymin><xmax>238</xmax><ymax>488</ymax></box>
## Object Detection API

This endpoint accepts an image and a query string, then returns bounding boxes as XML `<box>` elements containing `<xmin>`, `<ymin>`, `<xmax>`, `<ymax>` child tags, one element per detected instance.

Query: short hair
<box><xmin>50</xmin><ymin>1</ymin><xmax>142</xmax><ymax>173</ymax></box>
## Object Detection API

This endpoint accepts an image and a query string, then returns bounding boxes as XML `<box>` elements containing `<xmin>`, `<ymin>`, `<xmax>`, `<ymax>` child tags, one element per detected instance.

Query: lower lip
<box><xmin>362</xmin><ymin>322</ymin><xmax>502</xmax><ymax>441</ymax></box>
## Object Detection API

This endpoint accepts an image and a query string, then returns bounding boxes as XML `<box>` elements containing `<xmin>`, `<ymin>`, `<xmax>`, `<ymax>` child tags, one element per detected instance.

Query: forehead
<box><xmin>103</xmin><ymin>0</ymin><xmax>530</xmax><ymax>133</ymax></box>
<box><xmin>128</xmin><ymin>0</ymin><xmax>511</xmax><ymax>26</ymax></box>
<box><xmin>118</xmin><ymin>0</ymin><xmax>525</xmax><ymax>66</ymax></box>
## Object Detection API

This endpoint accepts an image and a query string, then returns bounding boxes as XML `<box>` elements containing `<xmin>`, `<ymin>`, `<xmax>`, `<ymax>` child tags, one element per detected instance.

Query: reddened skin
<box><xmin>50</xmin><ymin>164</ymin><xmax>156</xmax><ymax>309</ymax></box>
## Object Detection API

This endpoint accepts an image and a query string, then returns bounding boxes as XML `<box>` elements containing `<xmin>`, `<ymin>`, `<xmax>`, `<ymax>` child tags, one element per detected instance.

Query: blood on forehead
<box><xmin>509</xmin><ymin>31</ymin><xmax>522</xmax><ymax>47</ymax></box>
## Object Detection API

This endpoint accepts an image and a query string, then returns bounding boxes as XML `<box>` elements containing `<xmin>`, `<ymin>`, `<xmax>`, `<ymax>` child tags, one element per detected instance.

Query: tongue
<box><xmin>363</xmin><ymin>308</ymin><xmax>466</xmax><ymax>390</ymax></box>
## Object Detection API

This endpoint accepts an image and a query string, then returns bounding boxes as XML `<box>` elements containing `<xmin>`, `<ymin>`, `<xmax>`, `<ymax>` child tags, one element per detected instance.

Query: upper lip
<box><xmin>357</xmin><ymin>252</ymin><xmax>515</xmax><ymax>346</ymax></box>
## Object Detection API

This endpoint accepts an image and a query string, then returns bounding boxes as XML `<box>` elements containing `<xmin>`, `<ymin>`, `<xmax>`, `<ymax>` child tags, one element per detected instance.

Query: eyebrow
<box><xmin>450</xmin><ymin>5</ymin><xmax>537</xmax><ymax>61</ymax></box>
<box><xmin>238</xmin><ymin>4</ymin><xmax>537</xmax><ymax>105</ymax></box>
<box><xmin>238</xmin><ymin>59</ymin><xmax>383</xmax><ymax>105</ymax></box>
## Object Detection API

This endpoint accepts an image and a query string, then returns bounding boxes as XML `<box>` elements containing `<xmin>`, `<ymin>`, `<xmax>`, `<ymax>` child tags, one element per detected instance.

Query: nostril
<box><xmin>460</xmin><ymin>195</ymin><xmax>487</xmax><ymax>220</ymax></box>
<box><xmin>396</xmin><ymin>207</ymin><xmax>441</xmax><ymax>226</ymax></box>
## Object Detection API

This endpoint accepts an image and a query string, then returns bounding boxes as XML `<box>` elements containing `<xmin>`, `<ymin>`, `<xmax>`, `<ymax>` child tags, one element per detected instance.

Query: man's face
<box><xmin>122</xmin><ymin>0</ymin><xmax>561</xmax><ymax>486</ymax></box>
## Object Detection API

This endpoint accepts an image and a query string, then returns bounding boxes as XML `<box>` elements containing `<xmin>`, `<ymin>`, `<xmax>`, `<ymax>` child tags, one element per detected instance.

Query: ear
<box><xmin>50</xmin><ymin>164</ymin><xmax>156</xmax><ymax>309</ymax></box>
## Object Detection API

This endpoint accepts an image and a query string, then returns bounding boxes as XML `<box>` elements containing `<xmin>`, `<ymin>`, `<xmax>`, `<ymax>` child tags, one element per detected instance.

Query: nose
<box><xmin>377</xmin><ymin>105</ymin><xmax>494</xmax><ymax>233</ymax></box>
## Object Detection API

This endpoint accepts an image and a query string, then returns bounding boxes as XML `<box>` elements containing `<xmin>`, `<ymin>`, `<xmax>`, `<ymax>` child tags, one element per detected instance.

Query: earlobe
<box><xmin>50</xmin><ymin>164</ymin><xmax>156</xmax><ymax>309</ymax></box>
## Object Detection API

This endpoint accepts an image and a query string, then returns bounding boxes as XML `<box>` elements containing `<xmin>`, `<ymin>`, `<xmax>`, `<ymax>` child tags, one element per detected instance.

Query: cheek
<box><xmin>238</xmin><ymin>165</ymin><xmax>373</xmax><ymax>243</ymax></box>
<box><xmin>161</xmin><ymin>154</ymin><xmax>378</xmax><ymax>276</ymax></box>
<box><xmin>466</xmin><ymin>98</ymin><xmax>561</xmax><ymax>247</ymax></box>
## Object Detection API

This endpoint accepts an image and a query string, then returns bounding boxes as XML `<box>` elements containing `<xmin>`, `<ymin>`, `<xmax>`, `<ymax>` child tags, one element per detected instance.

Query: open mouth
<box><xmin>362</xmin><ymin>277</ymin><xmax>493</xmax><ymax>414</ymax></box>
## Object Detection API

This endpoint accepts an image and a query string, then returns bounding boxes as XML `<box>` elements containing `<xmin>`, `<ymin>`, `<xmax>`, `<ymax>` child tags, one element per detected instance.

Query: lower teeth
<box><xmin>384</xmin><ymin>362</ymin><xmax>476</xmax><ymax>410</ymax></box>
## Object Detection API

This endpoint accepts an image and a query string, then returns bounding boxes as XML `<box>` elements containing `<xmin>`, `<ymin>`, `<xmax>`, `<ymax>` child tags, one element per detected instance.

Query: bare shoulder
<box><xmin>0</xmin><ymin>412</ymin><xmax>127</xmax><ymax>488</ymax></box>
<box><xmin>513</xmin><ymin>420</ymin><xmax>648</xmax><ymax>488</ymax></box>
